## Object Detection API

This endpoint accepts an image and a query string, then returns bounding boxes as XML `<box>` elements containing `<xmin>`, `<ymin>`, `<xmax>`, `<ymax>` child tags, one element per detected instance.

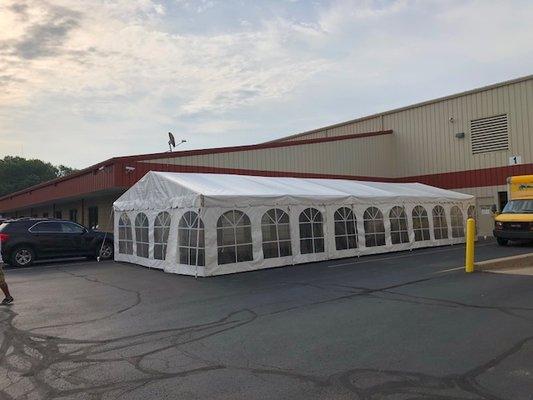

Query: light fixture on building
<box><xmin>449</xmin><ymin>117</ymin><xmax>455</xmax><ymax>123</ymax></box>
<box><xmin>125</xmin><ymin>166</ymin><xmax>136</xmax><ymax>173</ymax></box>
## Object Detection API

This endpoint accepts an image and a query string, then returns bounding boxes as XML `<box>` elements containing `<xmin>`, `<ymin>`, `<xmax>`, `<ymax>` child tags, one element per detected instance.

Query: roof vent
<box><xmin>470</xmin><ymin>114</ymin><xmax>509</xmax><ymax>154</ymax></box>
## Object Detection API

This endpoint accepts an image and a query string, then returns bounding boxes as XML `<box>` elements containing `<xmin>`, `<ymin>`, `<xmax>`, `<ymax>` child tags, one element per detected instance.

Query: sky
<box><xmin>1</xmin><ymin>0</ymin><xmax>533</xmax><ymax>169</ymax></box>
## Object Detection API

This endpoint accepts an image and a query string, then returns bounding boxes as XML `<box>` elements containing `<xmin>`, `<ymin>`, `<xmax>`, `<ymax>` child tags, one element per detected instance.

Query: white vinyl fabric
<box><xmin>113</xmin><ymin>172</ymin><xmax>475</xmax><ymax>277</ymax></box>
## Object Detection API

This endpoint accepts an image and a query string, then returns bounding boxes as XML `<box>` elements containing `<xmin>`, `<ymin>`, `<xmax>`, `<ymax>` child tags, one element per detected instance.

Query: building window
<box><xmin>412</xmin><ymin>206</ymin><xmax>430</xmax><ymax>242</ymax></box>
<box><xmin>363</xmin><ymin>207</ymin><xmax>385</xmax><ymax>247</ymax></box>
<box><xmin>467</xmin><ymin>205</ymin><xmax>476</xmax><ymax>220</ymax></box>
<box><xmin>334</xmin><ymin>207</ymin><xmax>357</xmax><ymax>250</ymax></box>
<box><xmin>69</xmin><ymin>209</ymin><xmax>78</xmax><ymax>222</ymax></box>
<box><xmin>118</xmin><ymin>213</ymin><xmax>133</xmax><ymax>254</ymax></box>
<box><xmin>217</xmin><ymin>210</ymin><xmax>252</xmax><ymax>265</ymax></box>
<box><xmin>135</xmin><ymin>213</ymin><xmax>149</xmax><ymax>258</ymax></box>
<box><xmin>450</xmin><ymin>206</ymin><xmax>464</xmax><ymax>238</ymax></box>
<box><xmin>261</xmin><ymin>209</ymin><xmax>292</xmax><ymax>259</ymax></box>
<box><xmin>299</xmin><ymin>208</ymin><xmax>324</xmax><ymax>254</ymax></box>
<box><xmin>154</xmin><ymin>212</ymin><xmax>171</xmax><ymax>261</ymax></box>
<box><xmin>389</xmin><ymin>206</ymin><xmax>409</xmax><ymax>244</ymax></box>
<box><xmin>178</xmin><ymin>211</ymin><xmax>205</xmax><ymax>266</ymax></box>
<box><xmin>88</xmin><ymin>206</ymin><xmax>98</xmax><ymax>229</ymax></box>
<box><xmin>432</xmin><ymin>205</ymin><xmax>448</xmax><ymax>240</ymax></box>
<box><xmin>54</xmin><ymin>211</ymin><xmax>62</xmax><ymax>219</ymax></box>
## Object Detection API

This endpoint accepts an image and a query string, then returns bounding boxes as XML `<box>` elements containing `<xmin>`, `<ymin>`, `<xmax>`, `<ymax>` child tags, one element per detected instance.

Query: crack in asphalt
<box><xmin>1</xmin><ymin>269</ymin><xmax>533</xmax><ymax>399</ymax></box>
<box><xmin>27</xmin><ymin>268</ymin><xmax>143</xmax><ymax>332</ymax></box>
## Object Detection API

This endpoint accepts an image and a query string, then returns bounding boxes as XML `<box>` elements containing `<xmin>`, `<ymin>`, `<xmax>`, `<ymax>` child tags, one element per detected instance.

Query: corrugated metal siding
<box><xmin>388</xmin><ymin>79</ymin><xmax>533</xmax><ymax>177</ymax></box>
<box><xmin>275</xmin><ymin>78</ymin><xmax>532</xmax><ymax>179</ymax></box>
<box><xmin>282</xmin><ymin>116</ymin><xmax>383</xmax><ymax>142</ymax></box>
<box><xmin>140</xmin><ymin>77</ymin><xmax>531</xmax><ymax>181</ymax></box>
<box><xmin>141</xmin><ymin>134</ymin><xmax>395</xmax><ymax>178</ymax></box>
<box><xmin>274</xmin><ymin>78</ymin><xmax>531</xmax><ymax>178</ymax></box>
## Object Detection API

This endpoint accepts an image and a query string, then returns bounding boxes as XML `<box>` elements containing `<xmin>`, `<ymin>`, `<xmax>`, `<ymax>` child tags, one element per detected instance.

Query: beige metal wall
<box><xmin>143</xmin><ymin>133</ymin><xmax>395</xmax><ymax>178</ymax></box>
<box><xmin>387</xmin><ymin>79</ymin><xmax>533</xmax><ymax>177</ymax></box>
<box><xmin>281</xmin><ymin>116</ymin><xmax>384</xmax><ymax>142</ymax></box>
<box><xmin>277</xmin><ymin>77</ymin><xmax>533</xmax><ymax>177</ymax></box>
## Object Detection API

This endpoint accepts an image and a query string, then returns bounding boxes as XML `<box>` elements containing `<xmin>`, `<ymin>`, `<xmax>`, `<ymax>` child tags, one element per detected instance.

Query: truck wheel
<box><xmin>11</xmin><ymin>246</ymin><xmax>35</xmax><ymax>267</ymax></box>
<box><xmin>496</xmin><ymin>237</ymin><xmax>509</xmax><ymax>246</ymax></box>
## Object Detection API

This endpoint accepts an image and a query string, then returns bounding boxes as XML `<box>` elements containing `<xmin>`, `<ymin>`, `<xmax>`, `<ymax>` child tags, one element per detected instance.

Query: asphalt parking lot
<box><xmin>1</xmin><ymin>240</ymin><xmax>533</xmax><ymax>399</ymax></box>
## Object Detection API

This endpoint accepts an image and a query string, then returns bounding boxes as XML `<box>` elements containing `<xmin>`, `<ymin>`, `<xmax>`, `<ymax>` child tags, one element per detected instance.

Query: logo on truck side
<box><xmin>518</xmin><ymin>184</ymin><xmax>533</xmax><ymax>191</ymax></box>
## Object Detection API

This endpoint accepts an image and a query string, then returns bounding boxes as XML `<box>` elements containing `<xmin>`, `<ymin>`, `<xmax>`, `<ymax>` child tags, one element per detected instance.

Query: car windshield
<box><xmin>502</xmin><ymin>199</ymin><xmax>533</xmax><ymax>214</ymax></box>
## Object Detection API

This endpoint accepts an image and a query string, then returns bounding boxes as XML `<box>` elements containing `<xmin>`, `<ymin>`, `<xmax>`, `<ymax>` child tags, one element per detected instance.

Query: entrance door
<box><xmin>498</xmin><ymin>191</ymin><xmax>508</xmax><ymax>212</ymax></box>
<box><xmin>477</xmin><ymin>196</ymin><xmax>496</xmax><ymax>238</ymax></box>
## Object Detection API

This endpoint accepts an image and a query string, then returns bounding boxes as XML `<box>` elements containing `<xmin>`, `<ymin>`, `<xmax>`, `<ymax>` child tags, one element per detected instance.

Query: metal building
<box><xmin>1</xmin><ymin>74</ymin><xmax>532</xmax><ymax>236</ymax></box>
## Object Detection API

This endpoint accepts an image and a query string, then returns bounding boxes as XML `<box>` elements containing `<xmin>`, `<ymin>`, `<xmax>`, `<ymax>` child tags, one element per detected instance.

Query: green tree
<box><xmin>0</xmin><ymin>156</ymin><xmax>78</xmax><ymax>197</ymax></box>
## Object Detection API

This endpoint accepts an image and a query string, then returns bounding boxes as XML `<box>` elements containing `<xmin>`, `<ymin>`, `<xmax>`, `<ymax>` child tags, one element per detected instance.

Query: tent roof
<box><xmin>113</xmin><ymin>172</ymin><xmax>474</xmax><ymax>210</ymax></box>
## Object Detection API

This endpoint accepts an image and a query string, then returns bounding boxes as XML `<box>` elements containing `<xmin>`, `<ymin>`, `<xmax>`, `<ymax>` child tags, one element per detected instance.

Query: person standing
<box><xmin>0</xmin><ymin>264</ymin><xmax>13</xmax><ymax>305</ymax></box>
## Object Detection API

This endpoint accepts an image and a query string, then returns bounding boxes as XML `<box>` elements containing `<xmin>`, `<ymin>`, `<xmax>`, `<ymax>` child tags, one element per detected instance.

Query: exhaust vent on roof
<box><xmin>470</xmin><ymin>114</ymin><xmax>509</xmax><ymax>154</ymax></box>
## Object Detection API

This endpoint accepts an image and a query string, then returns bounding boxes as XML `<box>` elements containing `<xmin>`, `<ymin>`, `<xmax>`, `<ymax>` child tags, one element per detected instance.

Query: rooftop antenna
<box><xmin>168</xmin><ymin>132</ymin><xmax>186</xmax><ymax>152</ymax></box>
<box><xmin>168</xmin><ymin>132</ymin><xmax>176</xmax><ymax>152</ymax></box>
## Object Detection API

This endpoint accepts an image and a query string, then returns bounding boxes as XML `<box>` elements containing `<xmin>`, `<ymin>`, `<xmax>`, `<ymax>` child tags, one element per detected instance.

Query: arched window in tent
<box><xmin>450</xmin><ymin>206</ymin><xmax>465</xmax><ymax>238</ymax></box>
<box><xmin>334</xmin><ymin>207</ymin><xmax>357</xmax><ymax>250</ymax></box>
<box><xmin>412</xmin><ymin>206</ymin><xmax>430</xmax><ymax>242</ymax></box>
<box><xmin>467</xmin><ymin>205</ymin><xmax>476</xmax><ymax>220</ymax></box>
<box><xmin>299</xmin><ymin>208</ymin><xmax>324</xmax><ymax>254</ymax></box>
<box><xmin>118</xmin><ymin>213</ymin><xmax>133</xmax><ymax>254</ymax></box>
<box><xmin>261</xmin><ymin>209</ymin><xmax>292</xmax><ymax>259</ymax></box>
<box><xmin>389</xmin><ymin>206</ymin><xmax>409</xmax><ymax>244</ymax></box>
<box><xmin>363</xmin><ymin>207</ymin><xmax>385</xmax><ymax>247</ymax></box>
<box><xmin>217</xmin><ymin>210</ymin><xmax>253</xmax><ymax>265</ymax></box>
<box><xmin>432</xmin><ymin>206</ymin><xmax>448</xmax><ymax>240</ymax></box>
<box><xmin>135</xmin><ymin>213</ymin><xmax>149</xmax><ymax>258</ymax></box>
<box><xmin>178</xmin><ymin>211</ymin><xmax>205</xmax><ymax>266</ymax></box>
<box><xmin>154</xmin><ymin>212</ymin><xmax>171</xmax><ymax>260</ymax></box>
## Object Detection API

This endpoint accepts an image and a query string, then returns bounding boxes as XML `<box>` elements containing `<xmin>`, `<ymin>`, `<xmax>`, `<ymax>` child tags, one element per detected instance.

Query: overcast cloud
<box><xmin>1</xmin><ymin>0</ymin><xmax>532</xmax><ymax>168</ymax></box>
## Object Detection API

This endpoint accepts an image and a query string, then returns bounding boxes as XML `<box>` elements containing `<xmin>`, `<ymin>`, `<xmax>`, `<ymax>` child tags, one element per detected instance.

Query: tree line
<box><xmin>0</xmin><ymin>156</ymin><xmax>78</xmax><ymax>197</ymax></box>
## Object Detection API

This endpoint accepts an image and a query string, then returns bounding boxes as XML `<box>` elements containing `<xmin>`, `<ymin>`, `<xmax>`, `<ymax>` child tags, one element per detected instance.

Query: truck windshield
<box><xmin>502</xmin><ymin>199</ymin><xmax>533</xmax><ymax>214</ymax></box>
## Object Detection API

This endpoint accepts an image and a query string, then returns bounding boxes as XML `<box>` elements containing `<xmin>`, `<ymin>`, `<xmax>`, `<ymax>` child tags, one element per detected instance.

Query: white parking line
<box><xmin>328</xmin><ymin>242</ymin><xmax>494</xmax><ymax>269</ymax></box>
<box><xmin>434</xmin><ymin>266</ymin><xmax>465</xmax><ymax>274</ymax></box>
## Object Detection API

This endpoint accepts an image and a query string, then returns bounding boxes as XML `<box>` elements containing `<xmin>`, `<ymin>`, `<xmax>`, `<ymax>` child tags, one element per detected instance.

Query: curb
<box><xmin>476</xmin><ymin>253</ymin><xmax>533</xmax><ymax>271</ymax></box>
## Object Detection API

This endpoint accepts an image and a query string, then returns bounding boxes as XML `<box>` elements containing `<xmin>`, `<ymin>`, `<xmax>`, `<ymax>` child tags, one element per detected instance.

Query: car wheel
<box><xmin>11</xmin><ymin>246</ymin><xmax>35</xmax><ymax>267</ymax></box>
<box><xmin>496</xmin><ymin>237</ymin><xmax>509</xmax><ymax>246</ymax></box>
<box><xmin>98</xmin><ymin>241</ymin><xmax>114</xmax><ymax>260</ymax></box>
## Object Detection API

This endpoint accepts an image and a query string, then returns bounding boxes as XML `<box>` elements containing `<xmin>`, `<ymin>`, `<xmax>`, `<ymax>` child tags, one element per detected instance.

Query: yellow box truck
<box><xmin>493</xmin><ymin>175</ymin><xmax>533</xmax><ymax>245</ymax></box>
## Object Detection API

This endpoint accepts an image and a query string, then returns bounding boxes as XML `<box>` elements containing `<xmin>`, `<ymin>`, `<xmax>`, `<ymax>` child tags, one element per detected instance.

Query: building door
<box><xmin>498</xmin><ymin>191</ymin><xmax>508</xmax><ymax>212</ymax></box>
<box><xmin>476</xmin><ymin>196</ymin><xmax>496</xmax><ymax>238</ymax></box>
<box><xmin>88</xmin><ymin>206</ymin><xmax>98</xmax><ymax>229</ymax></box>
<box><xmin>69</xmin><ymin>209</ymin><xmax>78</xmax><ymax>222</ymax></box>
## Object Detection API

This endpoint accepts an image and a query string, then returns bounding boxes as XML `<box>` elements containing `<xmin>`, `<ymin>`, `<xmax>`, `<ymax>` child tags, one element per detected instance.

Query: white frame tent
<box><xmin>113</xmin><ymin>172</ymin><xmax>475</xmax><ymax>277</ymax></box>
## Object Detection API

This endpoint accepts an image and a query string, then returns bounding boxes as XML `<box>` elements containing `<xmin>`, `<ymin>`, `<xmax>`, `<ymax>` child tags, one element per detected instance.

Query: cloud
<box><xmin>1</xmin><ymin>0</ymin><xmax>533</xmax><ymax>168</ymax></box>
<box><xmin>0</xmin><ymin>3</ymin><xmax>81</xmax><ymax>59</ymax></box>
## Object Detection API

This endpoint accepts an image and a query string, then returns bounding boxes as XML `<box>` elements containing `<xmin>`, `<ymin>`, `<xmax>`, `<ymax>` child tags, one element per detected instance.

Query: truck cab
<box><xmin>493</xmin><ymin>175</ymin><xmax>533</xmax><ymax>246</ymax></box>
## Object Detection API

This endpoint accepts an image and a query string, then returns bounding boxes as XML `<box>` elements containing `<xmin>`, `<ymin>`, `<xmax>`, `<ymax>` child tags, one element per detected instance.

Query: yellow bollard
<box><xmin>465</xmin><ymin>218</ymin><xmax>475</xmax><ymax>273</ymax></box>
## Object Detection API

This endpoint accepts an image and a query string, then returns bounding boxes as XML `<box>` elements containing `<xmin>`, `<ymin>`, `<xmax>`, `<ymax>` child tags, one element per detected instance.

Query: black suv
<box><xmin>0</xmin><ymin>218</ymin><xmax>114</xmax><ymax>267</ymax></box>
